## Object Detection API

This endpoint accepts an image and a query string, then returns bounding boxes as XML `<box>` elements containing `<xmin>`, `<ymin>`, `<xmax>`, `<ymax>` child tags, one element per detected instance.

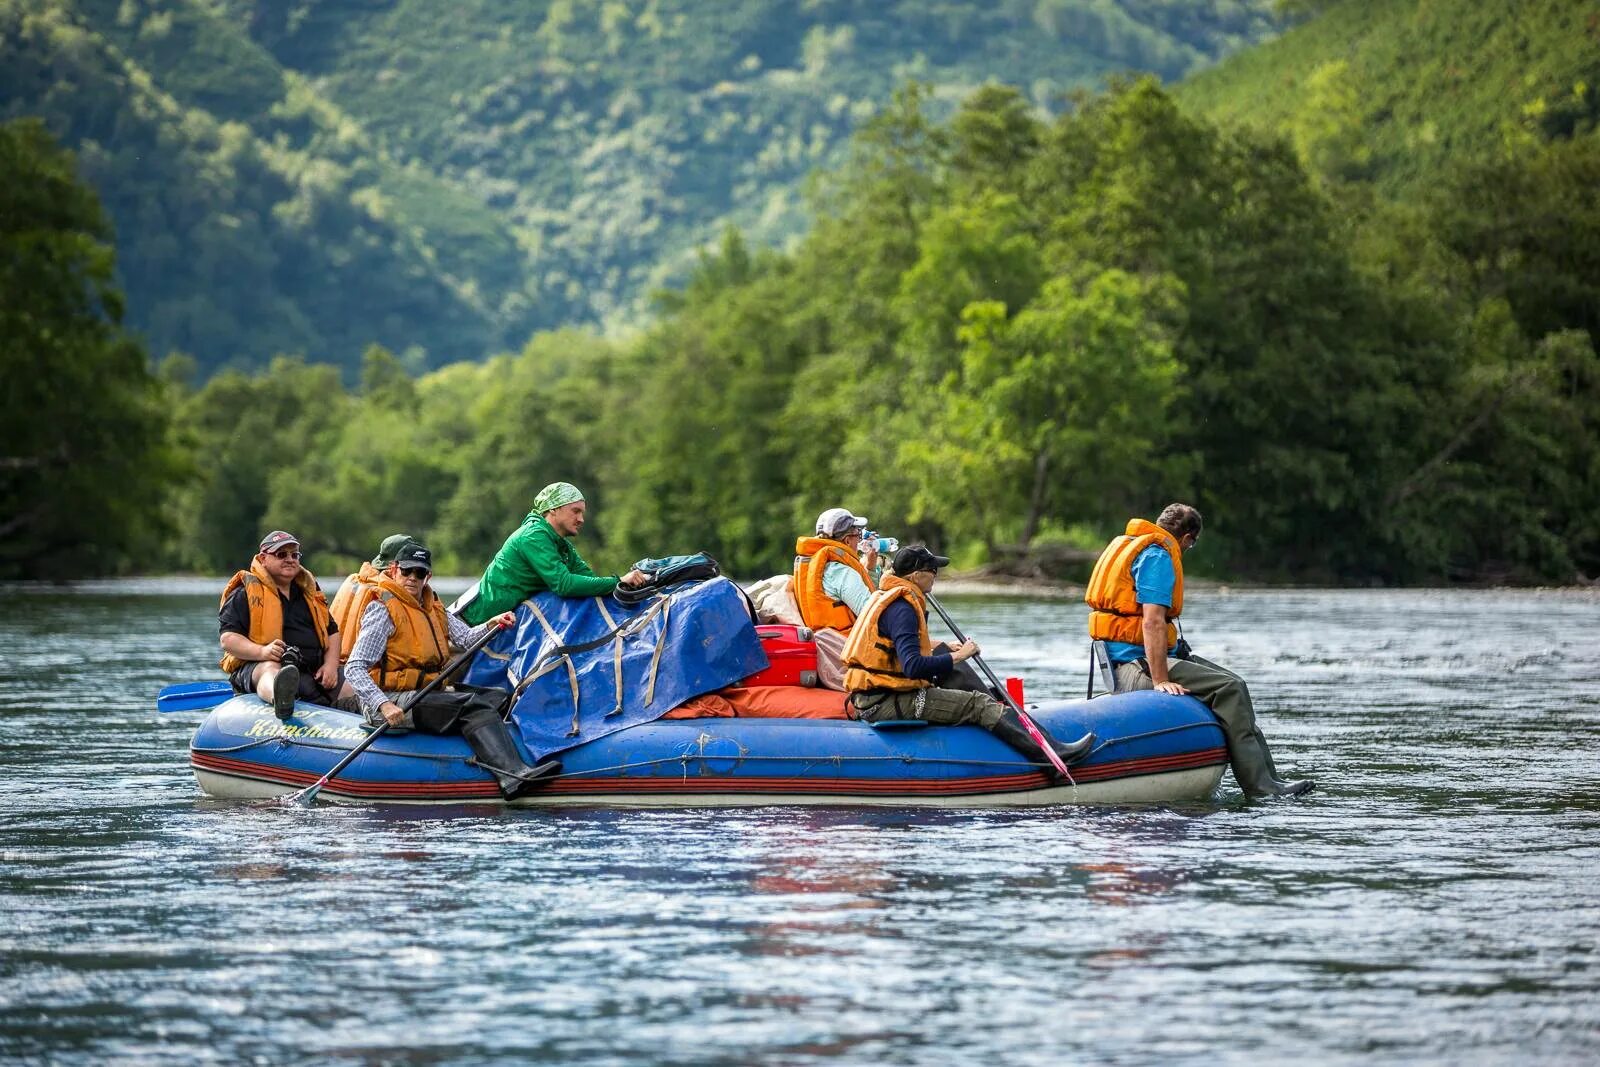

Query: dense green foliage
<box><xmin>1178</xmin><ymin>0</ymin><xmax>1600</xmax><ymax>196</ymax></box>
<box><xmin>3</xmin><ymin>0</ymin><xmax>1279</xmax><ymax>377</ymax></box>
<box><xmin>158</xmin><ymin>70</ymin><xmax>1599</xmax><ymax>586</ymax></box>
<box><xmin>1</xmin><ymin>0</ymin><xmax>514</xmax><ymax>376</ymax></box>
<box><xmin>0</xmin><ymin>119</ymin><xmax>183</xmax><ymax>578</ymax></box>
<box><xmin>8</xmin><ymin>0</ymin><xmax>1598</xmax><ymax>585</ymax></box>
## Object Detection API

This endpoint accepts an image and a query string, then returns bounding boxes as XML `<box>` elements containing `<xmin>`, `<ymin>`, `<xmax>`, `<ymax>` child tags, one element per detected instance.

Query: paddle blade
<box><xmin>156</xmin><ymin>680</ymin><xmax>234</xmax><ymax>713</ymax></box>
<box><xmin>290</xmin><ymin>780</ymin><xmax>326</xmax><ymax>807</ymax></box>
<box><xmin>1018</xmin><ymin>711</ymin><xmax>1072</xmax><ymax>778</ymax></box>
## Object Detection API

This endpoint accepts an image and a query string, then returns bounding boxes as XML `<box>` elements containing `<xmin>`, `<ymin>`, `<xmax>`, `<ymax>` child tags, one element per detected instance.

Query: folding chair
<box><xmin>1086</xmin><ymin>639</ymin><xmax>1117</xmax><ymax>698</ymax></box>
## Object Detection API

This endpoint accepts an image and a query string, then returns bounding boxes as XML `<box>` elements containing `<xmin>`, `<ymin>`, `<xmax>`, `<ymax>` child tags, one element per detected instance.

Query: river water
<box><xmin>2</xmin><ymin>582</ymin><xmax>1597</xmax><ymax>1064</ymax></box>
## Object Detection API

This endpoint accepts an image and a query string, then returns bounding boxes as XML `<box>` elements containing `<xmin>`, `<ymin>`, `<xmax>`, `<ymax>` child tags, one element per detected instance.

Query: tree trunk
<box><xmin>1019</xmin><ymin>450</ymin><xmax>1049</xmax><ymax>549</ymax></box>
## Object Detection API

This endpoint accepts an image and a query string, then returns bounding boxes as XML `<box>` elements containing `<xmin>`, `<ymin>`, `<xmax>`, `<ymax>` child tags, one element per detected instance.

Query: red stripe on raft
<box><xmin>191</xmin><ymin>746</ymin><xmax>1227</xmax><ymax>800</ymax></box>
<box><xmin>191</xmin><ymin>753</ymin><xmax>501</xmax><ymax>797</ymax></box>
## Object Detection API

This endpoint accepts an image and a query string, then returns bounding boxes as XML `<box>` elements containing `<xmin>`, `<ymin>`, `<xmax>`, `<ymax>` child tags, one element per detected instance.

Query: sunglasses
<box><xmin>398</xmin><ymin>566</ymin><xmax>431</xmax><ymax>579</ymax></box>
<box><xmin>271</xmin><ymin>550</ymin><xmax>301</xmax><ymax>560</ymax></box>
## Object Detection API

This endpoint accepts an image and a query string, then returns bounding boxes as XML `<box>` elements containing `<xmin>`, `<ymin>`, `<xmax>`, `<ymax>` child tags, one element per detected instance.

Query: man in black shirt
<box><xmin>218</xmin><ymin>530</ymin><xmax>355</xmax><ymax>718</ymax></box>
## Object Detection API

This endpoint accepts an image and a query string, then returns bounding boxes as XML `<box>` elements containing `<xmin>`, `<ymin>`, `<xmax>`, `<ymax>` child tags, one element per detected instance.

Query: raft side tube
<box><xmin>189</xmin><ymin>691</ymin><xmax>1226</xmax><ymax>807</ymax></box>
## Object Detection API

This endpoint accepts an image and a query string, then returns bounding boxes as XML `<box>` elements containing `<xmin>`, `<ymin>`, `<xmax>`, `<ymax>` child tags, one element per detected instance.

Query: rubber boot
<box><xmin>271</xmin><ymin>664</ymin><xmax>299</xmax><ymax>721</ymax></box>
<box><xmin>459</xmin><ymin>709</ymin><xmax>561</xmax><ymax>800</ymax></box>
<box><xmin>1230</xmin><ymin>731</ymin><xmax>1313</xmax><ymax>798</ymax></box>
<box><xmin>989</xmin><ymin>709</ymin><xmax>1095</xmax><ymax>781</ymax></box>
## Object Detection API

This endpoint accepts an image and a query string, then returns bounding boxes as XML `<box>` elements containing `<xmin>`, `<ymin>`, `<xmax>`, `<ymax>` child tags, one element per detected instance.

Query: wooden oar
<box><xmin>925</xmin><ymin>593</ymin><xmax>1072</xmax><ymax>778</ymax></box>
<box><xmin>290</xmin><ymin>622</ymin><xmax>508</xmax><ymax>808</ymax></box>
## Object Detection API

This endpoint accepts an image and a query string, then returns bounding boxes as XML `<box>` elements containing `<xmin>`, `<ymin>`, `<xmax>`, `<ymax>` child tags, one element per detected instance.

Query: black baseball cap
<box><xmin>395</xmin><ymin>541</ymin><xmax>432</xmax><ymax>573</ymax></box>
<box><xmin>891</xmin><ymin>545</ymin><xmax>950</xmax><ymax>576</ymax></box>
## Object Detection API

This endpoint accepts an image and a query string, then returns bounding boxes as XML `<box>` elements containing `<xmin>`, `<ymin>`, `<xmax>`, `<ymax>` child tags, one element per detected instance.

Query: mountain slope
<box><xmin>4</xmin><ymin>0</ymin><xmax>1283</xmax><ymax>375</ymax></box>
<box><xmin>1</xmin><ymin>0</ymin><xmax>531</xmax><ymax>375</ymax></box>
<box><xmin>1176</xmin><ymin>0</ymin><xmax>1600</xmax><ymax>194</ymax></box>
<box><xmin>241</xmin><ymin>0</ymin><xmax>1282</xmax><ymax>326</ymax></box>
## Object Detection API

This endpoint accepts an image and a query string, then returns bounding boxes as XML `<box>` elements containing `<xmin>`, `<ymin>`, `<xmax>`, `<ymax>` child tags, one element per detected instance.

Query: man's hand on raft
<box><xmin>619</xmin><ymin>569</ymin><xmax>649</xmax><ymax>588</ymax></box>
<box><xmin>1153</xmin><ymin>680</ymin><xmax>1191</xmax><ymax>696</ymax></box>
<box><xmin>314</xmin><ymin>660</ymin><xmax>340</xmax><ymax>690</ymax></box>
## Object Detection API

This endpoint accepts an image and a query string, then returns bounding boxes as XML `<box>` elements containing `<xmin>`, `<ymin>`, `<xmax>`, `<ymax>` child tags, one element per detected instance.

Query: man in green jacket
<box><xmin>461</xmin><ymin>482</ymin><xmax>647</xmax><ymax>624</ymax></box>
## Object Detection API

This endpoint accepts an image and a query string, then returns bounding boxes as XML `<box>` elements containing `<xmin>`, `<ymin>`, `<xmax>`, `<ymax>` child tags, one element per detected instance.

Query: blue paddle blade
<box><xmin>156</xmin><ymin>680</ymin><xmax>234</xmax><ymax>713</ymax></box>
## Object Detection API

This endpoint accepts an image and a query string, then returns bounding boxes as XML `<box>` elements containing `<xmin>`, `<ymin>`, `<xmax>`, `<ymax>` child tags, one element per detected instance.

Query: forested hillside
<box><xmin>2</xmin><ymin>0</ymin><xmax>1280</xmax><ymax>376</ymax></box>
<box><xmin>1</xmin><ymin>0</ymin><xmax>519</xmax><ymax>373</ymax></box>
<box><xmin>5</xmin><ymin>0</ymin><xmax>1597</xmax><ymax>585</ymax></box>
<box><xmin>1178</xmin><ymin>0</ymin><xmax>1600</xmax><ymax>196</ymax></box>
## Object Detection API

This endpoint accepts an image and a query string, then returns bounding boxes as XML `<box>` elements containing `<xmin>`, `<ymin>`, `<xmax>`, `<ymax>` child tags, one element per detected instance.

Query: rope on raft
<box><xmin>194</xmin><ymin>734</ymin><xmax>1052</xmax><ymax>775</ymax></box>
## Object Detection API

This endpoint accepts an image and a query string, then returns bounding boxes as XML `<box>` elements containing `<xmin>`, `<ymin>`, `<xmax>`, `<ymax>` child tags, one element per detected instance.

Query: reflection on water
<box><xmin>2</xmin><ymin>583</ymin><xmax>1598</xmax><ymax>1063</ymax></box>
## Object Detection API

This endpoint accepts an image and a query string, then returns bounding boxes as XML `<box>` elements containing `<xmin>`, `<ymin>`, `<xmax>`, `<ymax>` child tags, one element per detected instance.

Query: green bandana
<box><xmin>532</xmin><ymin>481</ymin><xmax>585</xmax><ymax>515</ymax></box>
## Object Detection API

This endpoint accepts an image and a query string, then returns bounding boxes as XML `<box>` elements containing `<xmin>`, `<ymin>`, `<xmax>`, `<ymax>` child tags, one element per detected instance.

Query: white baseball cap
<box><xmin>815</xmin><ymin>507</ymin><xmax>869</xmax><ymax>538</ymax></box>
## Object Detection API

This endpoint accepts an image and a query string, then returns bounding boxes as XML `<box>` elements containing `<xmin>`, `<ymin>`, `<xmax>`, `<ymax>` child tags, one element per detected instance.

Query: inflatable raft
<box><xmin>188</xmin><ymin>689</ymin><xmax>1227</xmax><ymax>807</ymax></box>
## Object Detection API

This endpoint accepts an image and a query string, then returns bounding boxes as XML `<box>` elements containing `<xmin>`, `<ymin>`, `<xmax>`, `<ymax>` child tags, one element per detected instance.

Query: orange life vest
<box><xmin>842</xmin><ymin>574</ymin><xmax>933</xmax><ymax>693</ymax></box>
<box><xmin>368</xmin><ymin>574</ymin><xmax>452</xmax><ymax>693</ymax></box>
<box><xmin>329</xmin><ymin>562</ymin><xmax>383</xmax><ymax>660</ymax></box>
<box><xmin>793</xmin><ymin>535</ymin><xmax>874</xmax><ymax>631</ymax></box>
<box><xmin>1084</xmin><ymin>518</ymin><xmax>1184</xmax><ymax>647</ymax></box>
<box><xmin>217</xmin><ymin>559</ymin><xmax>334</xmax><ymax>673</ymax></box>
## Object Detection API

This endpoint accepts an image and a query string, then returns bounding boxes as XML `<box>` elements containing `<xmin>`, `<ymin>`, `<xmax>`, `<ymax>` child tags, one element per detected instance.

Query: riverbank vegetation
<box><xmin>3</xmin><ymin>0</ymin><xmax>1596</xmax><ymax>584</ymax></box>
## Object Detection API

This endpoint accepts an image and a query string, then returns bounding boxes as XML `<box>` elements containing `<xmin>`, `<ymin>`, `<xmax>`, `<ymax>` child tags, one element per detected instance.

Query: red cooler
<box><xmin>737</xmin><ymin>624</ymin><xmax>820</xmax><ymax>688</ymax></box>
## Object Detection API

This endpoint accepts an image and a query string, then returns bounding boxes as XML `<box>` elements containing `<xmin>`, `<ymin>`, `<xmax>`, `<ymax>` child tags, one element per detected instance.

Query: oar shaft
<box><xmin>926</xmin><ymin>593</ymin><xmax>1071</xmax><ymax>778</ymax></box>
<box><xmin>925</xmin><ymin>594</ymin><xmax>1018</xmax><ymax>713</ymax></box>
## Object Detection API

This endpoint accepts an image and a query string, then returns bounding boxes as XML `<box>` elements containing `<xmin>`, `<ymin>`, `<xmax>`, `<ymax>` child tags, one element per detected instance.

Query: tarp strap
<box><xmin>609</xmin><ymin>633</ymin><xmax>624</xmax><ymax>717</ymax></box>
<box><xmin>595</xmin><ymin>595</ymin><xmax>628</xmax><ymax>718</ymax></box>
<box><xmin>594</xmin><ymin>597</ymin><xmax>618</xmax><ymax>631</ymax></box>
<box><xmin>644</xmin><ymin>595</ymin><xmax>673</xmax><ymax>706</ymax></box>
<box><xmin>522</xmin><ymin>598</ymin><xmax>585</xmax><ymax>736</ymax></box>
<box><xmin>523</xmin><ymin>655</ymin><xmax>582</xmax><ymax>732</ymax></box>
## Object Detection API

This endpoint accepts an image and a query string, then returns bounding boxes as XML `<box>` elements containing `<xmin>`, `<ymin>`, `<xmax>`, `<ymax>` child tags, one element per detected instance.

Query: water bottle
<box><xmin>861</xmin><ymin>533</ymin><xmax>898</xmax><ymax>554</ymax></box>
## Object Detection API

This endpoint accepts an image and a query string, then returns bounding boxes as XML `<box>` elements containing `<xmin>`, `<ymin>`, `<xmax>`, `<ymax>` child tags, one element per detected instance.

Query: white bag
<box><xmin>746</xmin><ymin>574</ymin><xmax>803</xmax><ymax>625</ymax></box>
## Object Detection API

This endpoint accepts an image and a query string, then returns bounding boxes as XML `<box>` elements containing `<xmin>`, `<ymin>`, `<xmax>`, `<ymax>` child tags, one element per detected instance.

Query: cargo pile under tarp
<box><xmin>459</xmin><ymin>575</ymin><xmax>768</xmax><ymax>762</ymax></box>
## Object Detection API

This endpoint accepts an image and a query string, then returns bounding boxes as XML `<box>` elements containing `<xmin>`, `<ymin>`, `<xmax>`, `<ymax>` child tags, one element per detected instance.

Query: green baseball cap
<box><xmin>372</xmin><ymin>533</ymin><xmax>414</xmax><ymax>567</ymax></box>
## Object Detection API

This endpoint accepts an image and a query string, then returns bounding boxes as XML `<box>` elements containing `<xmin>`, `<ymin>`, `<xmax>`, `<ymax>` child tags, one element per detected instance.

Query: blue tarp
<box><xmin>459</xmin><ymin>577</ymin><xmax>768</xmax><ymax>762</ymax></box>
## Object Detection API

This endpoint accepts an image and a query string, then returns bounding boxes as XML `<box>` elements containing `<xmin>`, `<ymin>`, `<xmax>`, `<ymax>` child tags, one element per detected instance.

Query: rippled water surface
<box><xmin>3</xmin><ymin>582</ymin><xmax>1598</xmax><ymax>1064</ymax></box>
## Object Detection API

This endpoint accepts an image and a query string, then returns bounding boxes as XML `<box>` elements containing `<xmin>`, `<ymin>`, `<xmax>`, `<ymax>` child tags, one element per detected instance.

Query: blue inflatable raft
<box><xmin>188</xmin><ymin>690</ymin><xmax>1227</xmax><ymax>807</ymax></box>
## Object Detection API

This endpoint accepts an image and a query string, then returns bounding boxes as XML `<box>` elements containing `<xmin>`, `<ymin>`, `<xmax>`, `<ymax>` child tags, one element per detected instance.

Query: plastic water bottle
<box><xmin>862</xmin><ymin>534</ymin><xmax>898</xmax><ymax>554</ymax></box>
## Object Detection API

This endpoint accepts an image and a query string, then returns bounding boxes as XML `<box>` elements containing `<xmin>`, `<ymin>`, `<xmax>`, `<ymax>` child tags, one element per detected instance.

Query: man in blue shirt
<box><xmin>1086</xmin><ymin>503</ymin><xmax>1312</xmax><ymax>798</ymax></box>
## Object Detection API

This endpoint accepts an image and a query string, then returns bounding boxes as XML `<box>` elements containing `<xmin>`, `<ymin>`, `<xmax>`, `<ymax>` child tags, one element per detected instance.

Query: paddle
<box><xmin>156</xmin><ymin>680</ymin><xmax>235</xmax><ymax>713</ymax></box>
<box><xmin>290</xmin><ymin>620</ymin><xmax>509</xmax><ymax>808</ymax></box>
<box><xmin>925</xmin><ymin>593</ymin><xmax>1073</xmax><ymax>779</ymax></box>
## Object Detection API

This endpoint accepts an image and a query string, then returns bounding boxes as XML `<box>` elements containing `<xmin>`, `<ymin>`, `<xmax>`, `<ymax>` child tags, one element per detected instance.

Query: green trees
<box><xmin>0</xmin><ymin>119</ymin><xmax>183</xmax><ymax>578</ymax></box>
<box><xmin>10</xmin><ymin>24</ymin><xmax>1596</xmax><ymax>585</ymax></box>
<box><xmin>945</xmin><ymin>269</ymin><xmax>1185</xmax><ymax>551</ymax></box>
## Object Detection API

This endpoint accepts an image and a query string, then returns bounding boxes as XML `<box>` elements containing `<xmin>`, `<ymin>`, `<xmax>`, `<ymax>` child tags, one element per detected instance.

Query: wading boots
<box><xmin>459</xmin><ymin>707</ymin><xmax>562</xmax><ymax>800</ymax></box>
<box><xmin>990</xmin><ymin>708</ymin><xmax>1095</xmax><ymax>783</ymax></box>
